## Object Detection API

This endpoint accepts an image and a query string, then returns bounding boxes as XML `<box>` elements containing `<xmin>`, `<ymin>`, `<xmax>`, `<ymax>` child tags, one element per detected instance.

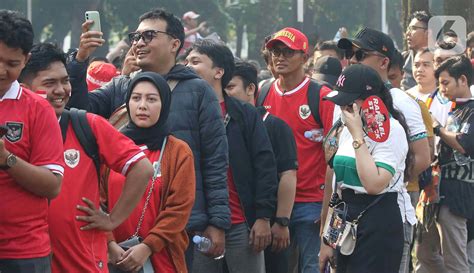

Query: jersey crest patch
<box><xmin>64</xmin><ymin>149</ymin><xmax>80</xmax><ymax>168</ymax></box>
<box><xmin>299</xmin><ymin>104</ymin><xmax>311</xmax><ymax>119</ymax></box>
<box><xmin>5</xmin><ymin>122</ymin><xmax>23</xmax><ymax>143</ymax></box>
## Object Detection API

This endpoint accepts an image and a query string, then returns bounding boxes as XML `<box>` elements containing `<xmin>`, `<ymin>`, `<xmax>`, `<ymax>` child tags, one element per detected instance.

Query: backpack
<box><xmin>256</xmin><ymin>79</ymin><xmax>330</xmax><ymax>128</ymax></box>
<box><xmin>59</xmin><ymin>108</ymin><xmax>100</xmax><ymax>179</ymax></box>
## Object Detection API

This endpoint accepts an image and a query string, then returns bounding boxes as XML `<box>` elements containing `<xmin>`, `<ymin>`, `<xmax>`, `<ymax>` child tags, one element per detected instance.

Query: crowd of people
<box><xmin>1</xmin><ymin>6</ymin><xmax>474</xmax><ymax>273</ymax></box>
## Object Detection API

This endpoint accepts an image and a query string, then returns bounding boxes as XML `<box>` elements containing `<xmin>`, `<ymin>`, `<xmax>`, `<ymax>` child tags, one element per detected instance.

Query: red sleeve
<box><xmin>87</xmin><ymin>114</ymin><xmax>145</xmax><ymax>176</ymax></box>
<box><xmin>319</xmin><ymin>85</ymin><xmax>335</xmax><ymax>135</ymax></box>
<box><xmin>29</xmin><ymin>99</ymin><xmax>64</xmax><ymax>175</ymax></box>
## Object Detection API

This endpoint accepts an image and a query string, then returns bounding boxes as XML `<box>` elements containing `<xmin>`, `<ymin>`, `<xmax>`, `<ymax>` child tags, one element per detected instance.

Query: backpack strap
<box><xmin>59</xmin><ymin>109</ymin><xmax>71</xmax><ymax>143</ymax></box>
<box><xmin>307</xmin><ymin>79</ymin><xmax>324</xmax><ymax>128</ymax></box>
<box><xmin>256</xmin><ymin>80</ymin><xmax>273</xmax><ymax>107</ymax></box>
<box><xmin>69</xmin><ymin>108</ymin><xmax>100</xmax><ymax>180</ymax></box>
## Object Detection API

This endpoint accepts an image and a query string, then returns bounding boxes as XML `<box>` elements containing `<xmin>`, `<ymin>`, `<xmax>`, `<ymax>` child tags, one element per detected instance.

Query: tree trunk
<box><xmin>235</xmin><ymin>21</ymin><xmax>244</xmax><ymax>58</ymax></box>
<box><xmin>251</xmin><ymin>0</ymin><xmax>280</xmax><ymax>62</ymax></box>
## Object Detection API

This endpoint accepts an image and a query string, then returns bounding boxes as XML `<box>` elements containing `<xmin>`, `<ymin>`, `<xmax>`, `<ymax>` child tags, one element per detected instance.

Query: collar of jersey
<box><xmin>0</xmin><ymin>81</ymin><xmax>22</xmax><ymax>101</ymax></box>
<box><xmin>274</xmin><ymin>77</ymin><xmax>310</xmax><ymax>96</ymax></box>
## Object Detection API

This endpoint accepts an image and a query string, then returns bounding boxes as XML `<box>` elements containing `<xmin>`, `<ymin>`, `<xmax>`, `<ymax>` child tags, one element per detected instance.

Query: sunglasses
<box><xmin>128</xmin><ymin>30</ymin><xmax>175</xmax><ymax>44</ymax></box>
<box><xmin>347</xmin><ymin>49</ymin><xmax>386</xmax><ymax>62</ymax></box>
<box><xmin>270</xmin><ymin>47</ymin><xmax>303</xmax><ymax>58</ymax></box>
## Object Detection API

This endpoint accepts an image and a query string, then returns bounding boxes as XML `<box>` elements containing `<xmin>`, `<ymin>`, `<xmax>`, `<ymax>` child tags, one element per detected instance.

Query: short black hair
<box><xmin>389</xmin><ymin>49</ymin><xmax>405</xmax><ymax>71</ymax></box>
<box><xmin>261</xmin><ymin>35</ymin><xmax>272</xmax><ymax>65</ymax></box>
<box><xmin>191</xmin><ymin>39</ymin><xmax>235</xmax><ymax>88</ymax></box>
<box><xmin>0</xmin><ymin>9</ymin><xmax>34</xmax><ymax>54</ymax></box>
<box><xmin>19</xmin><ymin>43</ymin><xmax>67</xmax><ymax>84</ymax></box>
<box><xmin>314</xmin><ymin>40</ymin><xmax>344</xmax><ymax>59</ymax></box>
<box><xmin>139</xmin><ymin>8</ymin><xmax>185</xmax><ymax>56</ymax></box>
<box><xmin>234</xmin><ymin>61</ymin><xmax>258</xmax><ymax>94</ymax></box>
<box><xmin>415</xmin><ymin>47</ymin><xmax>432</xmax><ymax>58</ymax></box>
<box><xmin>410</xmin><ymin>10</ymin><xmax>432</xmax><ymax>27</ymax></box>
<box><xmin>435</xmin><ymin>55</ymin><xmax>472</xmax><ymax>86</ymax></box>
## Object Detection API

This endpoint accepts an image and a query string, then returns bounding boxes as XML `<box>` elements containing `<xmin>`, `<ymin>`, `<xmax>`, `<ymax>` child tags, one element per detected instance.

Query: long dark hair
<box><xmin>377</xmin><ymin>87</ymin><xmax>414</xmax><ymax>181</ymax></box>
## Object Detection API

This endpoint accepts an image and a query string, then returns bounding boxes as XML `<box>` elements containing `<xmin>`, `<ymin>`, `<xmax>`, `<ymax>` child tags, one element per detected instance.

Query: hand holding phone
<box><xmin>85</xmin><ymin>11</ymin><xmax>101</xmax><ymax>33</ymax></box>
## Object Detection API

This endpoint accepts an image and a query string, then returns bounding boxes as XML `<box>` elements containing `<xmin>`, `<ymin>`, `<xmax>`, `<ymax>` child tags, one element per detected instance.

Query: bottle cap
<box><xmin>192</xmin><ymin>235</ymin><xmax>202</xmax><ymax>244</ymax></box>
<box><xmin>304</xmin><ymin>131</ymin><xmax>312</xmax><ymax>138</ymax></box>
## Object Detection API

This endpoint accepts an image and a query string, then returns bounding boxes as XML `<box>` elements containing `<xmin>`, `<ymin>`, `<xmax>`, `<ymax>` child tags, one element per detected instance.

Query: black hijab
<box><xmin>121</xmin><ymin>72</ymin><xmax>171</xmax><ymax>151</ymax></box>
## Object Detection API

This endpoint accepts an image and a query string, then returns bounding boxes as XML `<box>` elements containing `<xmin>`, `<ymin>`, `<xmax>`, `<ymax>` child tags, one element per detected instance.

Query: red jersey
<box><xmin>108</xmin><ymin>146</ymin><xmax>176</xmax><ymax>273</ymax></box>
<box><xmin>49</xmin><ymin>113</ymin><xmax>146</xmax><ymax>273</ymax></box>
<box><xmin>262</xmin><ymin>77</ymin><xmax>334</xmax><ymax>202</ymax></box>
<box><xmin>0</xmin><ymin>82</ymin><xmax>64</xmax><ymax>259</ymax></box>
<box><xmin>220</xmin><ymin>102</ymin><xmax>246</xmax><ymax>224</ymax></box>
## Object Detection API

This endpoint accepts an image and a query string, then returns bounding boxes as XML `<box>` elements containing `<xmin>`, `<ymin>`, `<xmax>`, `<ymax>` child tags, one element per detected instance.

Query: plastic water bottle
<box><xmin>446</xmin><ymin>113</ymin><xmax>471</xmax><ymax>166</ymax></box>
<box><xmin>193</xmin><ymin>235</ymin><xmax>225</xmax><ymax>260</ymax></box>
<box><xmin>304</xmin><ymin>129</ymin><xmax>324</xmax><ymax>142</ymax></box>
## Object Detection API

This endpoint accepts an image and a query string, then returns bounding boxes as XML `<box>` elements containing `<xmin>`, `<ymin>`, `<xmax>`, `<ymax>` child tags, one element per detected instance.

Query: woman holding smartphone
<box><xmin>319</xmin><ymin>64</ymin><xmax>412</xmax><ymax>273</ymax></box>
<box><xmin>107</xmin><ymin>72</ymin><xmax>195</xmax><ymax>273</ymax></box>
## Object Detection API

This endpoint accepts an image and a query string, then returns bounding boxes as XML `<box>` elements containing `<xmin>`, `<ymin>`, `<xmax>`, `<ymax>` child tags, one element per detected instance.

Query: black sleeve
<box><xmin>66</xmin><ymin>56</ymin><xmax>122</xmax><ymax>119</ymax></box>
<box><xmin>198</xmin><ymin>83</ymin><xmax>231</xmax><ymax>230</ymax></box>
<box><xmin>267</xmin><ymin>116</ymin><xmax>298</xmax><ymax>173</ymax></box>
<box><xmin>66</xmin><ymin>58</ymin><xmax>90</xmax><ymax>111</ymax></box>
<box><xmin>457</xmin><ymin>111</ymin><xmax>474</xmax><ymax>158</ymax></box>
<box><xmin>245</xmin><ymin>105</ymin><xmax>278</xmax><ymax>219</ymax></box>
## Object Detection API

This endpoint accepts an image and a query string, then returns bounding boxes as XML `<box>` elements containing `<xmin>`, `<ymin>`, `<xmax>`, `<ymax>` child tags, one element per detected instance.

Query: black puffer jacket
<box><xmin>67</xmin><ymin>61</ymin><xmax>231</xmax><ymax>231</ymax></box>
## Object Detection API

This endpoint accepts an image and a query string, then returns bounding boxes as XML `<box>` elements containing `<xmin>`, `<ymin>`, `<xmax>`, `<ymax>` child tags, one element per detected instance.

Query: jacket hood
<box><xmin>163</xmin><ymin>64</ymin><xmax>200</xmax><ymax>81</ymax></box>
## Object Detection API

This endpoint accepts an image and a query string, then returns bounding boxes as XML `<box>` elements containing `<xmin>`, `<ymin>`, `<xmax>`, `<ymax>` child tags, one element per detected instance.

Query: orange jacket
<box><xmin>142</xmin><ymin>136</ymin><xmax>196</xmax><ymax>273</ymax></box>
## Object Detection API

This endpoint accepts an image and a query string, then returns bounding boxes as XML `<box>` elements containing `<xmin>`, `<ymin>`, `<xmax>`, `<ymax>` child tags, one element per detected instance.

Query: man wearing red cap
<box><xmin>262</xmin><ymin>27</ymin><xmax>335</xmax><ymax>273</ymax></box>
<box><xmin>86</xmin><ymin>62</ymin><xmax>118</xmax><ymax>91</ymax></box>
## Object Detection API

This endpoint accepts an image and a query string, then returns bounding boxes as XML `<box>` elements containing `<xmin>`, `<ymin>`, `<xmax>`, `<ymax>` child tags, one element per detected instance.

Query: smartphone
<box><xmin>85</xmin><ymin>11</ymin><xmax>101</xmax><ymax>32</ymax></box>
<box><xmin>0</xmin><ymin>125</ymin><xmax>8</xmax><ymax>138</ymax></box>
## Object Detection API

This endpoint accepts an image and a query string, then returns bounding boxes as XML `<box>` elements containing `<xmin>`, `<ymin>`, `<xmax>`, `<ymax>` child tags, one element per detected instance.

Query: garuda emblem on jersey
<box><xmin>64</xmin><ymin>149</ymin><xmax>80</xmax><ymax>168</ymax></box>
<box><xmin>299</xmin><ymin>104</ymin><xmax>311</xmax><ymax>120</ymax></box>
<box><xmin>5</xmin><ymin>122</ymin><xmax>23</xmax><ymax>143</ymax></box>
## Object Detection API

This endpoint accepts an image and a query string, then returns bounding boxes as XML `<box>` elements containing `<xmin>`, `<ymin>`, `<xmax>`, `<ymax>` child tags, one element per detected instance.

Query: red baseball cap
<box><xmin>86</xmin><ymin>61</ymin><xmax>118</xmax><ymax>92</ymax></box>
<box><xmin>266</xmin><ymin>27</ymin><xmax>309</xmax><ymax>54</ymax></box>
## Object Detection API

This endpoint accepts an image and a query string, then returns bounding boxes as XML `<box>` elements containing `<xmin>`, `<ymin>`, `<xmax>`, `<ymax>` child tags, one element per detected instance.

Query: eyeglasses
<box><xmin>270</xmin><ymin>47</ymin><xmax>303</xmax><ymax>58</ymax></box>
<box><xmin>128</xmin><ymin>30</ymin><xmax>175</xmax><ymax>44</ymax></box>
<box><xmin>407</xmin><ymin>25</ymin><xmax>427</xmax><ymax>32</ymax></box>
<box><xmin>347</xmin><ymin>49</ymin><xmax>386</xmax><ymax>62</ymax></box>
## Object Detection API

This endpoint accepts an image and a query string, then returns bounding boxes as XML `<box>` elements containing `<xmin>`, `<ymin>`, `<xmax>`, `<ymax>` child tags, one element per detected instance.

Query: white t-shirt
<box><xmin>332</xmin><ymin>88</ymin><xmax>425</xmax><ymax>224</ymax></box>
<box><xmin>333</xmin><ymin>118</ymin><xmax>408</xmax><ymax>194</ymax></box>
<box><xmin>406</xmin><ymin>86</ymin><xmax>453</xmax><ymax>126</ymax></box>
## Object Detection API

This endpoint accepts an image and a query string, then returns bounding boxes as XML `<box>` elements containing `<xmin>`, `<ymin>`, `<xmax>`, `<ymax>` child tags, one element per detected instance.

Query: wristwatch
<box><xmin>433</xmin><ymin>125</ymin><xmax>442</xmax><ymax>136</ymax></box>
<box><xmin>274</xmin><ymin>217</ymin><xmax>290</xmax><ymax>227</ymax></box>
<box><xmin>352</xmin><ymin>139</ymin><xmax>366</xmax><ymax>149</ymax></box>
<box><xmin>0</xmin><ymin>153</ymin><xmax>17</xmax><ymax>170</ymax></box>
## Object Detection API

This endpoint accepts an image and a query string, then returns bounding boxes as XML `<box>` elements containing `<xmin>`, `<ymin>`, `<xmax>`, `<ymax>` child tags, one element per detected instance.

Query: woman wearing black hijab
<box><xmin>107</xmin><ymin>72</ymin><xmax>196</xmax><ymax>273</ymax></box>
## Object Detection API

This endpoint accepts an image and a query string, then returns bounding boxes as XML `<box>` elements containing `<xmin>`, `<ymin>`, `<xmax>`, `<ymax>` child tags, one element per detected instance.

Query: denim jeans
<box><xmin>0</xmin><ymin>255</ymin><xmax>51</xmax><ymax>273</ymax></box>
<box><xmin>289</xmin><ymin>202</ymin><xmax>322</xmax><ymax>273</ymax></box>
<box><xmin>192</xmin><ymin>223</ymin><xmax>265</xmax><ymax>273</ymax></box>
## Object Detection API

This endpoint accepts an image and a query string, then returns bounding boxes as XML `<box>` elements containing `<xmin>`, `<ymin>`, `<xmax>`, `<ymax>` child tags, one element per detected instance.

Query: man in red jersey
<box><xmin>263</xmin><ymin>27</ymin><xmax>335</xmax><ymax>273</ymax></box>
<box><xmin>0</xmin><ymin>10</ymin><xmax>64</xmax><ymax>273</ymax></box>
<box><xmin>19</xmin><ymin>42</ymin><xmax>154</xmax><ymax>273</ymax></box>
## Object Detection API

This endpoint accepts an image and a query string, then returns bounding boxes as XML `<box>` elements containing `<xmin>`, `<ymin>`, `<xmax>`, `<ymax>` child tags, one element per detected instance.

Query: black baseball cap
<box><xmin>312</xmin><ymin>56</ymin><xmax>342</xmax><ymax>87</ymax></box>
<box><xmin>337</xmin><ymin>27</ymin><xmax>395</xmax><ymax>60</ymax></box>
<box><xmin>323</xmin><ymin>64</ymin><xmax>385</xmax><ymax>106</ymax></box>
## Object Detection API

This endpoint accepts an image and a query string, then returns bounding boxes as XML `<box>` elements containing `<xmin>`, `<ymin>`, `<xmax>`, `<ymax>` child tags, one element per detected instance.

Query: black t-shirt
<box><xmin>257</xmin><ymin>106</ymin><xmax>298</xmax><ymax>174</ymax></box>
<box><xmin>439</xmin><ymin>99</ymin><xmax>474</xmax><ymax>219</ymax></box>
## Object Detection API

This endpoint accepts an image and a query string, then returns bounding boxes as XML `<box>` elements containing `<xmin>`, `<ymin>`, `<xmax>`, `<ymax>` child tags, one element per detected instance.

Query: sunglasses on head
<box><xmin>270</xmin><ymin>47</ymin><xmax>303</xmax><ymax>58</ymax></box>
<box><xmin>346</xmin><ymin>49</ymin><xmax>386</xmax><ymax>62</ymax></box>
<box><xmin>128</xmin><ymin>30</ymin><xmax>175</xmax><ymax>44</ymax></box>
